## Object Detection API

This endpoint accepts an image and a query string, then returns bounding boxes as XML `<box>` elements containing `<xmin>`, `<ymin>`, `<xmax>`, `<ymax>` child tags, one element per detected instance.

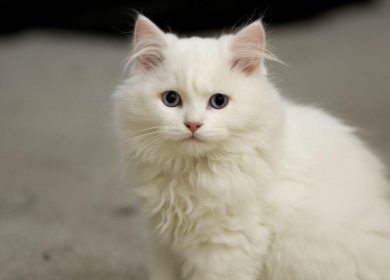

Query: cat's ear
<box><xmin>231</xmin><ymin>21</ymin><xmax>266</xmax><ymax>75</ymax></box>
<box><xmin>132</xmin><ymin>15</ymin><xmax>166</xmax><ymax>71</ymax></box>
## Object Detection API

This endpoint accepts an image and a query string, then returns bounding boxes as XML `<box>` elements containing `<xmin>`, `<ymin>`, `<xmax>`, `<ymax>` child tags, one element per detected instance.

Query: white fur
<box><xmin>113</xmin><ymin>16</ymin><xmax>390</xmax><ymax>280</ymax></box>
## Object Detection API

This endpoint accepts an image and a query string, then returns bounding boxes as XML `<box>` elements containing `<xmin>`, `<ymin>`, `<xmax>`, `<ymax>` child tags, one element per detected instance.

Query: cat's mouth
<box><xmin>184</xmin><ymin>134</ymin><xmax>205</xmax><ymax>143</ymax></box>
<box><xmin>175</xmin><ymin>134</ymin><xmax>216</xmax><ymax>156</ymax></box>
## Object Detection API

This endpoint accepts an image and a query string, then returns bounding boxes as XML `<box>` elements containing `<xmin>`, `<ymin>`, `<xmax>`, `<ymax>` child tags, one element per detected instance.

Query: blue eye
<box><xmin>209</xmin><ymin>93</ymin><xmax>229</xmax><ymax>109</ymax></box>
<box><xmin>162</xmin><ymin>91</ymin><xmax>181</xmax><ymax>107</ymax></box>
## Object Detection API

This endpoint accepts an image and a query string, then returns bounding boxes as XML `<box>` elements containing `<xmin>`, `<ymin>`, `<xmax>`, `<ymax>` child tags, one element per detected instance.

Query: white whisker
<box><xmin>115</xmin><ymin>129</ymin><xmax>162</xmax><ymax>149</ymax></box>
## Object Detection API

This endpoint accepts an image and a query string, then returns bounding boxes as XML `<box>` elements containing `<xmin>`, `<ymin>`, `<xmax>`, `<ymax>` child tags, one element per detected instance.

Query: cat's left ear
<box><xmin>132</xmin><ymin>15</ymin><xmax>166</xmax><ymax>71</ymax></box>
<box><xmin>230</xmin><ymin>21</ymin><xmax>266</xmax><ymax>75</ymax></box>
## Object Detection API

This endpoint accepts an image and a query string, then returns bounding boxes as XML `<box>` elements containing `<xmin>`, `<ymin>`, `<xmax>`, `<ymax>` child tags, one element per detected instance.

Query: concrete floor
<box><xmin>0</xmin><ymin>1</ymin><xmax>389</xmax><ymax>279</ymax></box>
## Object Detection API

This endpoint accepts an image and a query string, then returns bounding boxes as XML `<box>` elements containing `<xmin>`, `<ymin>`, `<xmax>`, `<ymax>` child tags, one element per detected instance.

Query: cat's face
<box><xmin>114</xmin><ymin>16</ymin><xmax>282</xmax><ymax>160</ymax></box>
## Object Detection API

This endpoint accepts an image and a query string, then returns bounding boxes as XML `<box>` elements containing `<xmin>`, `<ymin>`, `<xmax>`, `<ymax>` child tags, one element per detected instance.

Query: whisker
<box><xmin>115</xmin><ymin>130</ymin><xmax>162</xmax><ymax>149</ymax></box>
<box><xmin>125</xmin><ymin>134</ymin><xmax>168</xmax><ymax>162</ymax></box>
<box><xmin>135</xmin><ymin>126</ymin><xmax>161</xmax><ymax>132</ymax></box>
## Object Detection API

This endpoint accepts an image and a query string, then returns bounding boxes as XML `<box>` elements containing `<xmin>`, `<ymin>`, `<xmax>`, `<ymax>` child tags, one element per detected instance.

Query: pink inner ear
<box><xmin>231</xmin><ymin>56</ymin><xmax>259</xmax><ymax>74</ymax></box>
<box><xmin>133</xmin><ymin>16</ymin><xmax>166</xmax><ymax>70</ymax></box>
<box><xmin>135</xmin><ymin>45</ymin><xmax>164</xmax><ymax>71</ymax></box>
<box><xmin>231</xmin><ymin>21</ymin><xmax>265</xmax><ymax>75</ymax></box>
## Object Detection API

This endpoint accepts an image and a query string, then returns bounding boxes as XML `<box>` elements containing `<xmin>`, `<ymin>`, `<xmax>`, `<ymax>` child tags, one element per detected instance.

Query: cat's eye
<box><xmin>209</xmin><ymin>93</ymin><xmax>229</xmax><ymax>109</ymax></box>
<box><xmin>162</xmin><ymin>90</ymin><xmax>181</xmax><ymax>107</ymax></box>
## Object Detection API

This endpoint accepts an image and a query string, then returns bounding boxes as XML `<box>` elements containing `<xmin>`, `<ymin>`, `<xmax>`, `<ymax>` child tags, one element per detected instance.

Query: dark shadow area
<box><xmin>1</xmin><ymin>0</ymin><xmax>372</xmax><ymax>36</ymax></box>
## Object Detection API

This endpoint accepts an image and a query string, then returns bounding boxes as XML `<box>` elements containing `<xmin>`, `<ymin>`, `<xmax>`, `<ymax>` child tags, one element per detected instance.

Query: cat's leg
<box><xmin>181</xmin><ymin>226</ymin><xmax>269</xmax><ymax>280</ymax></box>
<box><xmin>148</xmin><ymin>242</ymin><xmax>179</xmax><ymax>280</ymax></box>
<box><xmin>181</xmin><ymin>245</ymin><xmax>265</xmax><ymax>280</ymax></box>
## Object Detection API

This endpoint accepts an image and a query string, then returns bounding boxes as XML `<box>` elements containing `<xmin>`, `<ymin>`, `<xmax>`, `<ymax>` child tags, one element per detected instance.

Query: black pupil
<box><xmin>166</xmin><ymin>92</ymin><xmax>178</xmax><ymax>104</ymax></box>
<box><xmin>214</xmin><ymin>94</ymin><xmax>225</xmax><ymax>106</ymax></box>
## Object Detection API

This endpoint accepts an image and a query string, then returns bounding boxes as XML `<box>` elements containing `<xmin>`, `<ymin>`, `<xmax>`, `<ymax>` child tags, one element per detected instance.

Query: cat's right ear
<box><xmin>132</xmin><ymin>15</ymin><xmax>166</xmax><ymax>71</ymax></box>
<box><xmin>230</xmin><ymin>21</ymin><xmax>266</xmax><ymax>75</ymax></box>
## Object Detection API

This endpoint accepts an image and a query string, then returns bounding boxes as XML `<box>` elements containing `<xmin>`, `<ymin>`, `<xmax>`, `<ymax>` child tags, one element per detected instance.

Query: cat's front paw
<box><xmin>149</xmin><ymin>269</ymin><xmax>178</xmax><ymax>280</ymax></box>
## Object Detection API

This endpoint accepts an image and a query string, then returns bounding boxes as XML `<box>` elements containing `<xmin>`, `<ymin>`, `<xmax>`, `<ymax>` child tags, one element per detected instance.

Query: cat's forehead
<box><xmin>162</xmin><ymin>35</ymin><xmax>233</xmax><ymax>94</ymax></box>
<box><xmin>167</xmin><ymin>36</ymin><xmax>230</xmax><ymax>62</ymax></box>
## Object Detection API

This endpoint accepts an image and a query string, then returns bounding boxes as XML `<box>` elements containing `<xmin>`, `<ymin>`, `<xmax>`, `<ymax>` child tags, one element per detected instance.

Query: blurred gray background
<box><xmin>0</xmin><ymin>1</ymin><xmax>389</xmax><ymax>279</ymax></box>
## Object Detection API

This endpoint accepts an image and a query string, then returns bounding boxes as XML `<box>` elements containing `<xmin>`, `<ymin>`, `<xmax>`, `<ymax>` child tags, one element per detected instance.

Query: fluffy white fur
<box><xmin>113</xmin><ymin>15</ymin><xmax>390</xmax><ymax>280</ymax></box>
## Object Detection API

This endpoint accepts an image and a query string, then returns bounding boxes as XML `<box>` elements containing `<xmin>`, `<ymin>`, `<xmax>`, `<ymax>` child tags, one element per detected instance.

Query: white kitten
<box><xmin>113</xmin><ymin>15</ymin><xmax>390</xmax><ymax>280</ymax></box>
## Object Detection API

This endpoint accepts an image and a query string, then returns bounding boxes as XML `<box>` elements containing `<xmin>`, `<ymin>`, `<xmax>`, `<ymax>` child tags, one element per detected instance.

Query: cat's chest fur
<box><xmin>134</xmin><ymin>154</ymin><xmax>272</xmax><ymax>253</ymax></box>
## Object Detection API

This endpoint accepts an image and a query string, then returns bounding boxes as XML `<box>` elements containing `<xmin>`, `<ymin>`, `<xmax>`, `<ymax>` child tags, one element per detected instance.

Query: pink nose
<box><xmin>185</xmin><ymin>121</ymin><xmax>203</xmax><ymax>133</ymax></box>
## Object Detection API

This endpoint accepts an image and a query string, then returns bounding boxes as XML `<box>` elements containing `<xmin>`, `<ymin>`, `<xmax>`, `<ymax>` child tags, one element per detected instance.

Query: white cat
<box><xmin>113</xmin><ymin>15</ymin><xmax>390</xmax><ymax>280</ymax></box>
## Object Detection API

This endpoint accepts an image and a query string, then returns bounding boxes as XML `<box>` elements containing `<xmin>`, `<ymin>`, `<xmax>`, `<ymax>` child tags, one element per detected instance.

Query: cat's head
<box><xmin>114</xmin><ymin>16</ymin><xmax>283</xmax><ymax>162</ymax></box>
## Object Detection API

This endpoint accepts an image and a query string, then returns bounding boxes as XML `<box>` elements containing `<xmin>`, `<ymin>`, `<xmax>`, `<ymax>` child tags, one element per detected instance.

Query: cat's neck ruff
<box><xmin>133</xmin><ymin>141</ymin><xmax>277</xmax><ymax>249</ymax></box>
